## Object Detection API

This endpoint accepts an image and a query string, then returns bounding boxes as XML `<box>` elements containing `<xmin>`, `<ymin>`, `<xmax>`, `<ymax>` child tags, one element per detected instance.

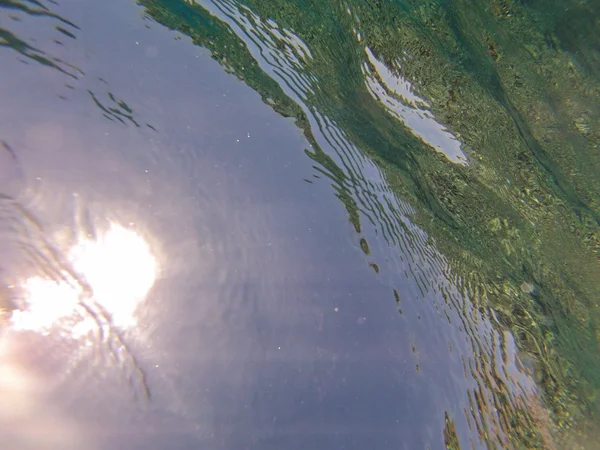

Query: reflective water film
<box><xmin>1</xmin><ymin>0</ymin><xmax>599</xmax><ymax>449</ymax></box>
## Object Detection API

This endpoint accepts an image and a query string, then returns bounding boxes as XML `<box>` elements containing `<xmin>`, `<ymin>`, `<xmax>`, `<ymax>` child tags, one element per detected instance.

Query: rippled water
<box><xmin>1</xmin><ymin>0</ymin><xmax>599</xmax><ymax>449</ymax></box>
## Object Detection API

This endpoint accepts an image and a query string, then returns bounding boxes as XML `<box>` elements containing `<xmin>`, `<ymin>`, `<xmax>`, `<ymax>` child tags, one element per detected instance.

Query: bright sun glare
<box><xmin>10</xmin><ymin>223</ymin><xmax>157</xmax><ymax>336</ymax></box>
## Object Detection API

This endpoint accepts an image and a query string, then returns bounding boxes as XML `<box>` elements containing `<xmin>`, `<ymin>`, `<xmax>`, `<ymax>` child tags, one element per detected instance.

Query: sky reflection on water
<box><xmin>0</xmin><ymin>0</ymin><xmax>573</xmax><ymax>449</ymax></box>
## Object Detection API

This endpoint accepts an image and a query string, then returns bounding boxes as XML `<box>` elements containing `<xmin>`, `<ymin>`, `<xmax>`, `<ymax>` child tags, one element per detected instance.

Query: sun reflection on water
<box><xmin>10</xmin><ymin>222</ymin><xmax>157</xmax><ymax>336</ymax></box>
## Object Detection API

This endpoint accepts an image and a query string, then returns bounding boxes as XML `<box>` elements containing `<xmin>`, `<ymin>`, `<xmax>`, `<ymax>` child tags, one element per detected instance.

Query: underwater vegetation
<box><xmin>136</xmin><ymin>0</ymin><xmax>600</xmax><ymax>447</ymax></box>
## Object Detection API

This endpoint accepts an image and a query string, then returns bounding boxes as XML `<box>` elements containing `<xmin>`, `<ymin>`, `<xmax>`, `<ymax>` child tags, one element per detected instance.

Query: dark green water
<box><xmin>1</xmin><ymin>0</ymin><xmax>600</xmax><ymax>448</ymax></box>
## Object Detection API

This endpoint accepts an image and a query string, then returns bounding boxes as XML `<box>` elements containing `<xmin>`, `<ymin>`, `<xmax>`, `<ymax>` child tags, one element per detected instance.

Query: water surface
<box><xmin>1</xmin><ymin>0</ymin><xmax>599</xmax><ymax>449</ymax></box>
